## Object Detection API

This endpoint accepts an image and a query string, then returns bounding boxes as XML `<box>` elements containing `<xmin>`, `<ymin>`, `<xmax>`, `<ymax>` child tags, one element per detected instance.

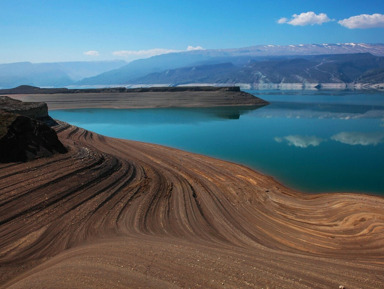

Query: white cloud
<box><xmin>187</xmin><ymin>45</ymin><xmax>204</xmax><ymax>51</ymax></box>
<box><xmin>277</xmin><ymin>17</ymin><xmax>288</xmax><ymax>24</ymax></box>
<box><xmin>278</xmin><ymin>11</ymin><xmax>331</xmax><ymax>26</ymax></box>
<box><xmin>338</xmin><ymin>13</ymin><xmax>384</xmax><ymax>29</ymax></box>
<box><xmin>331</xmin><ymin>132</ymin><xmax>384</xmax><ymax>146</ymax></box>
<box><xmin>112</xmin><ymin>48</ymin><xmax>179</xmax><ymax>58</ymax></box>
<box><xmin>84</xmin><ymin>50</ymin><xmax>100</xmax><ymax>56</ymax></box>
<box><xmin>112</xmin><ymin>46</ymin><xmax>205</xmax><ymax>60</ymax></box>
<box><xmin>274</xmin><ymin>135</ymin><xmax>324</xmax><ymax>148</ymax></box>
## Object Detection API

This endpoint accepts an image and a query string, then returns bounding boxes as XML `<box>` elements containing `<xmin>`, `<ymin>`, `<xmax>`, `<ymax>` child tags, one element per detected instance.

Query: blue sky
<box><xmin>1</xmin><ymin>0</ymin><xmax>384</xmax><ymax>63</ymax></box>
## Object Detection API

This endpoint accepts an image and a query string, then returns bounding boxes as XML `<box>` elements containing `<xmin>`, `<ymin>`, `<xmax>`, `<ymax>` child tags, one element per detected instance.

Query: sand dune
<box><xmin>1</xmin><ymin>123</ymin><xmax>384</xmax><ymax>288</ymax></box>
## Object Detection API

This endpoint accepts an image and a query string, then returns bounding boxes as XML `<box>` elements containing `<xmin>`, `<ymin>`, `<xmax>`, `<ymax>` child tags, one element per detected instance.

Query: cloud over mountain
<box><xmin>338</xmin><ymin>13</ymin><xmax>384</xmax><ymax>29</ymax></box>
<box><xmin>187</xmin><ymin>46</ymin><xmax>204</xmax><ymax>51</ymax></box>
<box><xmin>84</xmin><ymin>50</ymin><xmax>100</xmax><ymax>56</ymax></box>
<box><xmin>278</xmin><ymin>12</ymin><xmax>331</xmax><ymax>26</ymax></box>
<box><xmin>112</xmin><ymin>46</ymin><xmax>204</xmax><ymax>60</ymax></box>
<box><xmin>113</xmin><ymin>48</ymin><xmax>179</xmax><ymax>58</ymax></box>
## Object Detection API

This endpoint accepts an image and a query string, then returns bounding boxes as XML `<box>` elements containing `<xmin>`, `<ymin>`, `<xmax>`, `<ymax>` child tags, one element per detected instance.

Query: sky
<box><xmin>1</xmin><ymin>0</ymin><xmax>384</xmax><ymax>63</ymax></box>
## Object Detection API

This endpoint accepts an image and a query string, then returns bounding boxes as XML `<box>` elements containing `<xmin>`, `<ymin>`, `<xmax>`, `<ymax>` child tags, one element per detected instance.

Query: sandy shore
<box><xmin>0</xmin><ymin>120</ymin><xmax>384</xmax><ymax>288</ymax></box>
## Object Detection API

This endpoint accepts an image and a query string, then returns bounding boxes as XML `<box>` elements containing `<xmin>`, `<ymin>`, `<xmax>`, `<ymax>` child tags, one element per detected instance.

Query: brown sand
<box><xmin>0</xmin><ymin>121</ymin><xmax>384</xmax><ymax>288</ymax></box>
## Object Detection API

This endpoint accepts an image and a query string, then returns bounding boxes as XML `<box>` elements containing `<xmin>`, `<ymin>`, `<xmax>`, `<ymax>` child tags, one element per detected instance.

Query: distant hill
<box><xmin>76</xmin><ymin>52</ymin><xmax>215</xmax><ymax>85</ymax></box>
<box><xmin>131</xmin><ymin>53</ymin><xmax>384</xmax><ymax>87</ymax></box>
<box><xmin>55</xmin><ymin>60</ymin><xmax>127</xmax><ymax>81</ymax></box>
<box><xmin>78</xmin><ymin>43</ymin><xmax>384</xmax><ymax>86</ymax></box>
<box><xmin>0</xmin><ymin>62</ymin><xmax>73</xmax><ymax>88</ymax></box>
<box><xmin>130</xmin><ymin>63</ymin><xmax>239</xmax><ymax>85</ymax></box>
<box><xmin>0</xmin><ymin>61</ymin><xmax>126</xmax><ymax>89</ymax></box>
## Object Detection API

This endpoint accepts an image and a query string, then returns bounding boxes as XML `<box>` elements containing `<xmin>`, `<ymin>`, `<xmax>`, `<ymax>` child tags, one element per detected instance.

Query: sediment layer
<box><xmin>6</xmin><ymin>86</ymin><xmax>268</xmax><ymax>110</ymax></box>
<box><xmin>0</xmin><ymin>123</ymin><xmax>383</xmax><ymax>288</ymax></box>
<box><xmin>0</xmin><ymin>96</ymin><xmax>48</xmax><ymax>119</ymax></box>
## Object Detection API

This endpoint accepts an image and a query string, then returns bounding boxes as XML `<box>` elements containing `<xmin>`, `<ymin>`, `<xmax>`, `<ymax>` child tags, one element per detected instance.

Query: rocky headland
<box><xmin>0</xmin><ymin>95</ymin><xmax>49</xmax><ymax>119</ymax></box>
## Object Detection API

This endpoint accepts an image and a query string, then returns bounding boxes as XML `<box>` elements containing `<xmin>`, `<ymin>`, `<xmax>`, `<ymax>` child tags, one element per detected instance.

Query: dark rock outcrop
<box><xmin>0</xmin><ymin>95</ymin><xmax>48</xmax><ymax>119</ymax></box>
<box><xmin>0</xmin><ymin>113</ymin><xmax>67</xmax><ymax>162</ymax></box>
<box><xmin>0</xmin><ymin>96</ymin><xmax>67</xmax><ymax>163</ymax></box>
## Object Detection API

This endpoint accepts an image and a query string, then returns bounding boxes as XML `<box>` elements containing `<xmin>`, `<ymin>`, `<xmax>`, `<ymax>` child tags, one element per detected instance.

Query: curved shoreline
<box><xmin>1</xmin><ymin>122</ymin><xmax>384</xmax><ymax>288</ymax></box>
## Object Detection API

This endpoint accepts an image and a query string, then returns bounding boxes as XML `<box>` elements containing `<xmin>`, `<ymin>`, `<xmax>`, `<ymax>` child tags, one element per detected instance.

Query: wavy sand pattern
<box><xmin>1</xmin><ymin>122</ymin><xmax>384</xmax><ymax>288</ymax></box>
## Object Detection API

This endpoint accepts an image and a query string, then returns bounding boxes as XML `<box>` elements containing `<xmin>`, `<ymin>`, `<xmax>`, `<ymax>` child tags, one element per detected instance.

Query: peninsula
<box><xmin>0</xmin><ymin>85</ymin><xmax>268</xmax><ymax>110</ymax></box>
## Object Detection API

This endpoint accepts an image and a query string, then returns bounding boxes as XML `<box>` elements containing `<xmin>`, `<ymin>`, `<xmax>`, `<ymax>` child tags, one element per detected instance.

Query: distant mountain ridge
<box><xmin>1</xmin><ymin>43</ymin><xmax>384</xmax><ymax>89</ymax></box>
<box><xmin>131</xmin><ymin>53</ymin><xmax>384</xmax><ymax>88</ymax></box>
<box><xmin>78</xmin><ymin>43</ymin><xmax>384</xmax><ymax>87</ymax></box>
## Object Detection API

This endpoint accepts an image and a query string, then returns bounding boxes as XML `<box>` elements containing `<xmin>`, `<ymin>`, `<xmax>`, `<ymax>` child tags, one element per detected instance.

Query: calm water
<box><xmin>50</xmin><ymin>90</ymin><xmax>384</xmax><ymax>195</ymax></box>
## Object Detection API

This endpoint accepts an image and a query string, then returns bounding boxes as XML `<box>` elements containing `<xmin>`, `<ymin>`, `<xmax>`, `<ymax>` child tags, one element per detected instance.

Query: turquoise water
<box><xmin>50</xmin><ymin>90</ymin><xmax>384</xmax><ymax>195</ymax></box>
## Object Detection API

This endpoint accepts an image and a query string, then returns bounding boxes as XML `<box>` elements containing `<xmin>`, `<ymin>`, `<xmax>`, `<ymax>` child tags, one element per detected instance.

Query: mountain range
<box><xmin>1</xmin><ymin>43</ymin><xmax>384</xmax><ymax>89</ymax></box>
<box><xmin>131</xmin><ymin>53</ymin><xmax>384</xmax><ymax>87</ymax></box>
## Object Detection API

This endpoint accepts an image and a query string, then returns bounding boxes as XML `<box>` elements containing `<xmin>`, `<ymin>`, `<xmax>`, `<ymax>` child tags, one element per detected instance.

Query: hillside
<box><xmin>131</xmin><ymin>53</ymin><xmax>384</xmax><ymax>87</ymax></box>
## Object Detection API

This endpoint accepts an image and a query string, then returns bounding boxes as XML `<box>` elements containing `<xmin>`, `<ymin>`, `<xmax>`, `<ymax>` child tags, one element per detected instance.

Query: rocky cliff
<box><xmin>0</xmin><ymin>95</ymin><xmax>49</xmax><ymax>119</ymax></box>
<box><xmin>0</xmin><ymin>96</ymin><xmax>67</xmax><ymax>162</ymax></box>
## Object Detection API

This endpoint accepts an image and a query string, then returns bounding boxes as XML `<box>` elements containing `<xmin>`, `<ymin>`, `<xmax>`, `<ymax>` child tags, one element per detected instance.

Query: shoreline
<box><xmin>60</xmin><ymin>118</ymin><xmax>384</xmax><ymax>197</ymax></box>
<box><xmin>1</xmin><ymin>121</ymin><xmax>384</xmax><ymax>288</ymax></box>
<box><xmin>65</xmin><ymin>82</ymin><xmax>384</xmax><ymax>91</ymax></box>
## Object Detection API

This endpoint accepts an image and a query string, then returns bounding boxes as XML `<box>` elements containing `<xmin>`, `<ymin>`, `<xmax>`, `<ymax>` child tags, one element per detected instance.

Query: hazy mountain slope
<box><xmin>358</xmin><ymin>68</ymin><xmax>384</xmax><ymax>83</ymax></box>
<box><xmin>56</xmin><ymin>60</ymin><xmax>126</xmax><ymax>81</ymax></box>
<box><xmin>239</xmin><ymin>53</ymin><xmax>384</xmax><ymax>84</ymax></box>
<box><xmin>77</xmin><ymin>52</ymin><xmax>215</xmax><ymax>85</ymax></box>
<box><xmin>130</xmin><ymin>63</ymin><xmax>238</xmax><ymax>85</ymax></box>
<box><xmin>0</xmin><ymin>61</ymin><xmax>126</xmax><ymax>88</ymax></box>
<box><xmin>133</xmin><ymin>53</ymin><xmax>384</xmax><ymax>85</ymax></box>
<box><xmin>0</xmin><ymin>62</ymin><xmax>73</xmax><ymax>88</ymax></box>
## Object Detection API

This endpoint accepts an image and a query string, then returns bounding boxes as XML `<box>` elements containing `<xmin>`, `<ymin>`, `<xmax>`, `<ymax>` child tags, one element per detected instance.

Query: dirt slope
<box><xmin>0</xmin><ymin>123</ymin><xmax>383</xmax><ymax>288</ymax></box>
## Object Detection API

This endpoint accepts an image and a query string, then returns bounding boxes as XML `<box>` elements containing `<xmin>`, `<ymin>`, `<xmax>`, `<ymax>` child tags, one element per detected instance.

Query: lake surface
<box><xmin>50</xmin><ymin>90</ymin><xmax>384</xmax><ymax>195</ymax></box>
